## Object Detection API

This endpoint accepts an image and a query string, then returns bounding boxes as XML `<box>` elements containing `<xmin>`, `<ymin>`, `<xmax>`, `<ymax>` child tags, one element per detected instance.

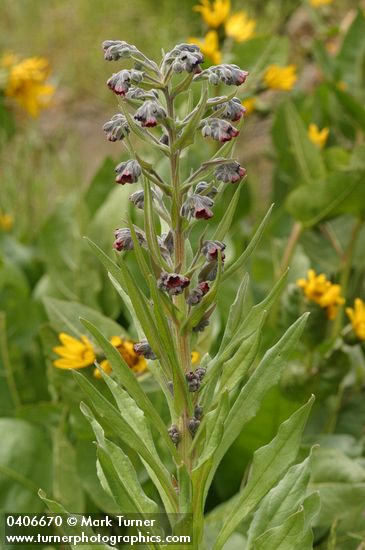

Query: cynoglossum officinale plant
<box><xmin>66</xmin><ymin>40</ymin><xmax>317</xmax><ymax>549</ymax></box>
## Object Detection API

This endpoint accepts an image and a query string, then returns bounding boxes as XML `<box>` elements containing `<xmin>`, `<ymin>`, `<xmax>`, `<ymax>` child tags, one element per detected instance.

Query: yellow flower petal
<box><xmin>346</xmin><ymin>298</ymin><xmax>365</xmax><ymax>341</ymax></box>
<box><xmin>193</xmin><ymin>0</ymin><xmax>231</xmax><ymax>28</ymax></box>
<box><xmin>263</xmin><ymin>64</ymin><xmax>297</xmax><ymax>91</ymax></box>
<box><xmin>225</xmin><ymin>11</ymin><xmax>256</xmax><ymax>42</ymax></box>
<box><xmin>308</xmin><ymin>123</ymin><xmax>329</xmax><ymax>149</ymax></box>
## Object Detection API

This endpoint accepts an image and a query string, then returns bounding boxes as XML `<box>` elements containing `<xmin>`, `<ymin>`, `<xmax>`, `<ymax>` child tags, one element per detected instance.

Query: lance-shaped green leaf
<box><xmin>223</xmin><ymin>204</ymin><xmax>274</xmax><ymax>280</ymax></box>
<box><xmin>218</xmin><ymin>272</ymin><xmax>250</xmax><ymax>352</ymax></box>
<box><xmin>192</xmin><ymin>392</ymin><xmax>229</xmax><ymax>545</ymax></box>
<box><xmin>73</xmin><ymin>370</ymin><xmax>178</xmax><ymax>512</ymax></box>
<box><xmin>80</xmin><ymin>318</ymin><xmax>179</xmax><ymax>461</ymax></box>
<box><xmin>85</xmin><ymin>238</ymin><xmax>171</xmax><ymax>374</ymax></box>
<box><xmin>211</xmin><ymin>185</ymin><xmax>242</xmax><ymax>242</ymax></box>
<box><xmin>210</xmin><ymin>313</ymin><xmax>308</xmax><ymax>478</ymax></box>
<box><xmin>128</xmin><ymin>219</ymin><xmax>155</xmax><ymax>282</ymax></box>
<box><xmin>252</xmin><ymin>492</ymin><xmax>320</xmax><ymax>550</ymax></box>
<box><xmin>174</xmin><ymin>84</ymin><xmax>208</xmax><ymax>150</ymax></box>
<box><xmin>143</xmin><ymin>178</ymin><xmax>171</xmax><ymax>271</ymax></box>
<box><xmin>218</xmin><ymin>316</ymin><xmax>263</xmax><ymax>395</ymax></box>
<box><xmin>39</xmin><ymin>490</ymin><xmax>113</xmax><ymax>550</ymax></box>
<box><xmin>147</xmin><ymin>275</ymin><xmax>189</xmax><ymax>416</ymax></box>
<box><xmin>213</xmin><ymin>397</ymin><xmax>314</xmax><ymax>550</ymax></box>
<box><xmin>246</xmin><ymin>453</ymin><xmax>314</xmax><ymax>548</ymax></box>
<box><xmin>181</xmin><ymin>253</ymin><xmax>222</xmax><ymax>334</ymax></box>
<box><xmin>202</xmin><ymin>270</ymin><xmax>289</xmax><ymax>407</ymax></box>
<box><xmin>81</xmin><ymin>403</ymin><xmax>159</xmax><ymax>516</ymax></box>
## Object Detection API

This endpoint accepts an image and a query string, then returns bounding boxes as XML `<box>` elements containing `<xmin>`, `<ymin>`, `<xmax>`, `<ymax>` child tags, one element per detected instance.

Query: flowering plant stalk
<box><xmin>41</xmin><ymin>41</ymin><xmax>320</xmax><ymax>549</ymax></box>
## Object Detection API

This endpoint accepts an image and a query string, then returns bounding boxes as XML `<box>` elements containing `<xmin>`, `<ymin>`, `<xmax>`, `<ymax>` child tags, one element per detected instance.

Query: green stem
<box><xmin>280</xmin><ymin>221</ymin><xmax>303</xmax><ymax>274</ymax></box>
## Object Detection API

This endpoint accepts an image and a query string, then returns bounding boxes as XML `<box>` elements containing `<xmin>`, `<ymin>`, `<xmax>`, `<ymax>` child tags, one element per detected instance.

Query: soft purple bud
<box><xmin>188</xmin><ymin>417</ymin><xmax>200</xmax><ymax>437</ymax></box>
<box><xmin>195</xmin><ymin>367</ymin><xmax>206</xmax><ymax>380</ymax></box>
<box><xmin>194</xmin><ymin>404</ymin><xmax>203</xmax><ymax>420</ymax></box>
<box><xmin>164</xmin><ymin>44</ymin><xmax>204</xmax><ymax>74</ymax></box>
<box><xmin>125</xmin><ymin>87</ymin><xmax>158</xmax><ymax>101</ymax></box>
<box><xmin>134</xmin><ymin>339</ymin><xmax>157</xmax><ymax>360</ymax></box>
<box><xmin>168</xmin><ymin>425</ymin><xmax>180</xmax><ymax>445</ymax></box>
<box><xmin>102</xmin><ymin>40</ymin><xmax>139</xmax><ymax>61</ymax></box>
<box><xmin>215</xmin><ymin>161</ymin><xmax>247</xmax><ymax>184</ymax></box>
<box><xmin>161</xmin><ymin>230</ymin><xmax>174</xmax><ymax>254</ymax></box>
<box><xmin>107</xmin><ymin>69</ymin><xmax>143</xmax><ymax>96</ymax></box>
<box><xmin>201</xmin><ymin>240</ymin><xmax>226</xmax><ymax>262</ymax></box>
<box><xmin>181</xmin><ymin>194</ymin><xmax>214</xmax><ymax>220</ymax></box>
<box><xmin>113</xmin><ymin>227</ymin><xmax>145</xmax><ymax>251</ymax></box>
<box><xmin>103</xmin><ymin>114</ymin><xmax>129</xmax><ymax>142</ymax></box>
<box><xmin>129</xmin><ymin>190</ymin><xmax>144</xmax><ymax>209</ymax></box>
<box><xmin>192</xmin><ymin>318</ymin><xmax>210</xmax><ymax>333</ymax></box>
<box><xmin>201</xmin><ymin>118</ymin><xmax>239</xmax><ymax>142</ymax></box>
<box><xmin>185</xmin><ymin>371</ymin><xmax>201</xmax><ymax>392</ymax></box>
<box><xmin>195</xmin><ymin>181</ymin><xmax>218</xmax><ymax>198</ymax></box>
<box><xmin>115</xmin><ymin>159</ymin><xmax>141</xmax><ymax>185</ymax></box>
<box><xmin>134</xmin><ymin>100</ymin><xmax>166</xmax><ymax>127</ymax></box>
<box><xmin>187</xmin><ymin>281</ymin><xmax>210</xmax><ymax>306</ymax></box>
<box><xmin>158</xmin><ymin>272</ymin><xmax>190</xmax><ymax>295</ymax></box>
<box><xmin>212</xmin><ymin>97</ymin><xmax>246</xmax><ymax>121</ymax></box>
<box><xmin>196</xmin><ymin>64</ymin><xmax>249</xmax><ymax>86</ymax></box>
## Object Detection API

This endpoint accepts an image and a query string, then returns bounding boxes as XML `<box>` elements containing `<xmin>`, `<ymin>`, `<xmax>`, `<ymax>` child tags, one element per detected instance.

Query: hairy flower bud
<box><xmin>102</xmin><ymin>40</ymin><xmax>140</xmax><ymax>61</ymax></box>
<box><xmin>168</xmin><ymin>425</ymin><xmax>180</xmax><ymax>445</ymax></box>
<box><xmin>212</xmin><ymin>97</ymin><xmax>246</xmax><ymax>121</ymax></box>
<box><xmin>215</xmin><ymin>161</ymin><xmax>247</xmax><ymax>183</ymax></box>
<box><xmin>194</xmin><ymin>404</ymin><xmax>204</xmax><ymax>420</ymax></box>
<box><xmin>134</xmin><ymin>100</ymin><xmax>166</xmax><ymax>127</ymax></box>
<box><xmin>115</xmin><ymin>159</ymin><xmax>141</xmax><ymax>184</ymax></box>
<box><xmin>181</xmin><ymin>194</ymin><xmax>214</xmax><ymax>220</ymax></box>
<box><xmin>195</xmin><ymin>181</ymin><xmax>218</xmax><ymax>198</ymax></box>
<box><xmin>113</xmin><ymin>227</ymin><xmax>145</xmax><ymax>251</ymax></box>
<box><xmin>134</xmin><ymin>339</ymin><xmax>157</xmax><ymax>360</ymax></box>
<box><xmin>129</xmin><ymin>190</ymin><xmax>145</xmax><ymax>209</ymax></box>
<box><xmin>196</xmin><ymin>64</ymin><xmax>249</xmax><ymax>86</ymax></box>
<box><xmin>187</xmin><ymin>281</ymin><xmax>210</xmax><ymax>305</ymax></box>
<box><xmin>202</xmin><ymin>240</ymin><xmax>226</xmax><ymax>262</ymax></box>
<box><xmin>107</xmin><ymin>69</ymin><xmax>143</xmax><ymax>95</ymax></box>
<box><xmin>201</xmin><ymin>118</ymin><xmax>239</xmax><ymax>142</ymax></box>
<box><xmin>186</xmin><ymin>371</ymin><xmax>201</xmax><ymax>392</ymax></box>
<box><xmin>195</xmin><ymin>367</ymin><xmax>207</xmax><ymax>380</ymax></box>
<box><xmin>164</xmin><ymin>44</ymin><xmax>204</xmax><ymax>74</ymax></box>
<box><xmin>103</xmin><ymin>114</ymin><xmax>129</xmax><ymax>142</ymax></box>
<box><xmin>193</xmin><ymin>318</ymin><xmax>211</xmax><ymax>332</ymax></box>
<box><xmin>161</xmin><ymin>231</ymin><xmax>174</xmax><ymax>254</ymax></box>
<box><xmin>158</xmin><ymin>272</ymin><xmax>190</xmax><ymax>295</ymax></box>
<box><xmin>188</xmin><ymin>417</ymin><xmax>200</xmax><ymax>437</ymax></box>
<box><xmin>125</xmin><ymin>87</ymin><xmax>158</xmax><ymax>101</ymax></box>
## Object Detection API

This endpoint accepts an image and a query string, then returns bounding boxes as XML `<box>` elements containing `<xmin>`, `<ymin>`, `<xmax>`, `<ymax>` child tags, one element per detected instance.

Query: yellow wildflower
<box><xmin>53</xmin><ymin>333</ymin><xmax>96</xmax><ymax>370</ymax></box>
<box><xmin>5</xmin><ymin>57</ymin><xmax>55</xmax><ymax>117</ymax></box>
<box><xmin>189</xmin><ymin>31</ymin><xmax>222</xmax><ymax>65</ymax></box>
<box><xmin>93</xmin><ymin>336</ymin><xmax>147</xmax><ymax>379</ymax></box>
<box><xmin>297</xmin><ymin>269</ymin><xmax>345</xmax><ymax>320</ymax></box>
<box><xmin>191</xmin><ymin>351</ymin><xmax>201</xmax><ymax>364</ymax></box>
<box><xmin>193</xmin><ymin>0</ymin><xmax>231</xmax><ymax>28</ymax></box>
<box><xmin>0</xmin><ymin>213</ymin><xmax>14</xmax><ymax>231</ymax></box>
<box><xmin>346</xmin><ymin>299</ymin><xmax>365</xmax><ymax>341</ymax></box>
<box><xmin>242</xmin><ymin>97</ymin><xmax>256</xmax><ymax>114</ymax></box>
<box><xmin>263</xmin><ymin>64</ymin><xmax>297</xmax><ymax>91</ymax></box>
<box><xmin>225</xmin><ymin>11</ymin><xmax>256</xmax><ymax>42</ymax></box>
<box><xmin>310</xmin><ymin>0</ymin><xmax>333</xmax><ymax>7</ymax></box>
<box><xmin>308</xmin><ymin>123</ymin><xmax>329</xmax><ymax>149</ymax></box>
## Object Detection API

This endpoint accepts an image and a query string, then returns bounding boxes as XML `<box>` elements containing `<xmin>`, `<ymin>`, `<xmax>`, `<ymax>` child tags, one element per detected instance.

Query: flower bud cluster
<box><xmin>103</xmin><ymin>40</ymin><xmax>140</xmax><ymax>61</ymax></box>
<box><xmin>212</xmin><ymin>97</ymin><xmax>246</xmax><ymax>121</ymax></box>
<box><xmin>113</xmin><ymin>227</ymin><xmax>145</xmax><ymax>251</ymax></box>
<box><xmin>181</xmin><ymin>194</ymin><xmax>214</xmax><ymax>220</ymax></box>
<box><xmin>107</xmin><ymin>69</ymin><xmax>143</xmax><ymax>96</ymax></box>
<box><xmin>186</xmin><ymin>367</ymin><xmax>206</xmax><ymax>392</ymax></box>
<box><xmin>168</xmin><ymin>424</ymin><xmax>180</xmax><ymax>445</ymax></box>
<box><xmin>164</xmin><ymin>44</ymin><xmax>204</xmax><ymax>74</ymax></box>
<box><xmin>201</xmin><ymin>118</ymin><xmax>239</xmax><ymax>142</ymax></box>
<box><xmin>197</xmin><ymin>64</ymin><xmax>249</xmax><ymax>86</ymax></box>
<box><xmin>215</xmin><ymin>161</ymin><xmax>246</xmax><ymax>183</ymax></box>
<box><xmin>134</xmin><ymin>100</ymin><xmax>166</xmax><ymax>127</ymax></box>
<box><xmin>158</xmin><ymin>272</ymin><xmax>190</xmax><ymax>296</ymax></box>
<box><xmin>115</xmin><ymin>159</ymin><xmax>141</xmax><ymax>184</ymax></box>
<box><xmin>187</xmin><ymin>282</ymin><xmax>210</xmax><ymax>306</ymax></box>
<box><xmin>133</xmin><ymin>339</ymin><xmax>157</xmax><ymax>360</ymax></box>
<box><xmin>103</xmin><ymin>114</ymin><xmax>129</xmax><ymax>142</ymax></box>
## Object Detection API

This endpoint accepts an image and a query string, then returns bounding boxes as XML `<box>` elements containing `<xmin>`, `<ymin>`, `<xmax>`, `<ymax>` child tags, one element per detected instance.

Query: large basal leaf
<box><xmin>213</xmin><ymin>398</ymin><xmax>314</xmax><ymax>549</ymax></box>
<box><xmin>0</xmin><ymin>419</ymin><xmax>51</xmax><ymax>514</ymax></box>
<box><xmin>286</xmin><ymin>169</ymin><xmax>365</xmax><ymax>226</ymax></box>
